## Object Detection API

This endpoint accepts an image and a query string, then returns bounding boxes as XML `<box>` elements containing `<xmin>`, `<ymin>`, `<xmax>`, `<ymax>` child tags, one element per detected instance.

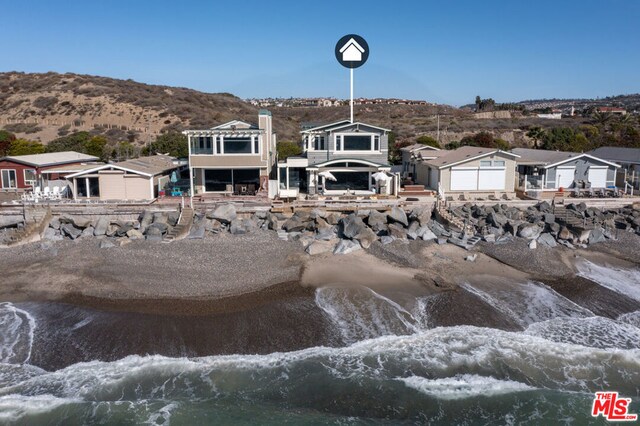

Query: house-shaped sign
<box><xmin>339</xmin><ymin>38</ymin><xmax>365</xmax><ymax>62</ymax></box>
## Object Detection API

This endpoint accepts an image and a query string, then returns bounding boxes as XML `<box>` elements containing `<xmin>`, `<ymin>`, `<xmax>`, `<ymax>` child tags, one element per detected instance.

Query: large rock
<box><xmin>105</xmin><ymin>224</ymin><xmax>119</xmax><ymax>237</ymax></box>
<box><xmin>49</xmin><ymin>217</ymin><xmax>60</xmax><ymax>230</ymax></box>
<box><xmin>518</xmin><ymin>223</ymin><xmax>542</xmax><ymax>240</ymax></box>
<box><xmin>387</xmin><ymin>207</ymin><xmax>408</xmax><ymax>227</ymax></box>
<box><xmin>43</xmin><ymin>227</ymin><xmax>63</xmax><ymax>241</ymax></box>
<box><xmin>340</xmin><ymin>214</ymin><xmax>366</xmax><ymax>239</ymax></box>
<box><xmin>146</xmin><ymin>226</ymin><xmax>164</xmax><ymax>242</ymax></box>
<box><xmin>419</xmin><ymin>227</ymin><xmax>437</xmax><ymax>241</ymax></box>
<box><xmin>153</xmin><ymin>212</ymin><xmax>168</xmax><ymax>224</ymax></box>
<box><xmin>126</xmin><ymin>229</ymin><xmax>144</xmax><ymax>239</ymax></box>
<box><xmin>229</xmin><ymin>218</ymin><xmax>257</xmax><ymax>235</ymax></box>
<box><xmin>406</xmin><ymin>221</ymin><xmax>420</xmax><ymax>240</ymax></box>
<box><xmin>205</xmin><ymin>219</ymin><xmax>223</xmax><ymax>234</ymax></box>
<box><xmin>333</xmin><ymin>239</ymin><xmax>362</xmax><ymax>255</ymax></box>
<box><xmin>139</xmin><ymin>210</ymin><xmax>154</xmax><ymax>233</ymax></box>
<box><xmin>0</xmin><ymin>215</ymin><xmax>23</xmax><ymax>229</ymax></box>
<box><xmin>147</xmin><ymin>222</ymin><xmax>168</xmax><ymax>235</ymax></box>
<box><xmin>325</xmin><ymin>212</ymin><xmax>341</xmax><ymax>225</ymax></box>
<box><xmin>543</xmin><ymin>213</ymin><xmax>556</xmax><ymax>225</ymax></box>
<box><xmin>188</xmin><ymin>223</ymin><xmax>206</xmax><ymax>239</ymax></box>
<box><xmin>115</xmin><ymin>221</ymin><xmax>134</xmax><ymax>237</ymax></box>
<box><xmin>367</xmin><ymin>210</ymin><xmax>388</xmax><ymax>233</ymax></box>
<box><xmin>537</xmin><ymin>233</ymin><xmax>557</xmax><ymax>248</ymax></box>
<box><xmin>409</xmin><ymin>205</ymin><xmax>432</xmax><ymax>226</ymax></box>
<box><xmin>354</xmin><ymin>227</ymin><xmax>377</xmax><ymax>249</ymax></box>
<box><xmin>589</xmin><ymin>227</ymin><xmax>606</xmax><ymax>244</ymax></box>
<box><xmin>93</xmin><ymin>217</ymin><xmax>109</xmax><ymax>236</ymax></box>
<box><xmin>61</xmin><ymin>223</ymin><xmax>82</xmax><ymax>240</ymax></box>
<box><xmin>60</xmin><ymin>215</ymin><xmax>93</xmax><ymax>229</ymax></box>
<box><xmin>167</xmin><ymin>211</ymin><xmax>180</xmax><ymax>227</ymax></box>
<box><xmin>558</xmin><ymin>226</ymin><xmax>573</xmax><ymax>240</ymax></box>
<box><xmin>387</xmin><ymin>223</ymin><xmax>407</xmax><ymax>239</ymax></box>
<box><xmin>487</xmin><ymin>211</ymin><xmax>508</xmax><ymax>228</ymax></box>
<box><xmin>306</xmin><ymin>240</ymin><xmax>335</xmax><ymax>256</ymax></box>
<box><xmin>282</xmin><ymin>216</ymin><xmax>307</xmax><ymax>232</ymax></box>
<box><xmin>80</xmin><ymin>226</ymin><xmax>95</xmax><ymax>238</ymax></box>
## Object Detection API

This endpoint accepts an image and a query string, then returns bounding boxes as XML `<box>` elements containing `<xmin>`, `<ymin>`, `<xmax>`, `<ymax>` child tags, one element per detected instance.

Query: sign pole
<box><xmin>350</xmin><ymin>68</ymin><xmax>354</xmax><ymax>123</ymax></box>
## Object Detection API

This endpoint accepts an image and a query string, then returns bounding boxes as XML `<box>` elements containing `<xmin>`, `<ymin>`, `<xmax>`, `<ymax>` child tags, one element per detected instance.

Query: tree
<box><xmin>525</xmin><ymin>126</ymin><xmax>546</xmax><ymax>149</ymax></box>
<box><xmin>475</xmin><ymin>96</ymin><xmax>481</xmax><ymax>111</ymax></box>
<box><xmin>8</xmin><ymin>139</ymin><xmax>45</xmax><ymax>156</ymax></box>
<box><xmin>47</xmin><ymin>131</ymin><xmax>92</xmax><ymax>153</ymax></box>
<box><xmin>143</xmin><ymin>132</ymin><xmax>188</xmax><ymax>158</ymax></box>
<box><xmin>0</xmin><ymin>130</ymin><xmax>16</xmax><ymax>156</ymax></box>
<box><xmin>276</xmin><ymin>140</ymin><xmax>302</xmax><ymax>160</ymax></box>
<box><xmin>84</xmin><ymin>136</ymin><xmax>108</xmax><ymax>160</ymax></box>
<box><xmin>416</xmin><ymin>135</ymin><xmax>440</xmax><ymax>149</ymax></box>
<box><xmin>591</xmin><ymin>111</ymin><xmax>611</xmax><ymax>127</ymax></box>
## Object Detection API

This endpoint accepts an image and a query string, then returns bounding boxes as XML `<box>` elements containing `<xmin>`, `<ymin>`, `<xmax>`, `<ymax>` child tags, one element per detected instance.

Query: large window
<box><xmin>341</xmin><ymin>135</ymin><xmax>372</xmax><ymax>151</ymax></box>
<box><xmin>191</xmin><ymin>136</ymin><xmax>213</xmax><ymax>155</ymax></box>
<box><xmin>1</xmin><ymin>169</ymin><xmax>17</xmax><ymax>189</ymax></box>
<box><xmin>324</xmin><ymin>171</ymin><xmax>370</xmax><ymax>191</ymax></box>
<box><xmin>313</xmin><ymin>135</ymin><xmax>325</xmax><ymax>150</ymax></box>
<box><xmin>204</xmin><ymin>169</ymin><xmax>260</xmax><ymax>192</ymax></box>
<box><xmin>224</xmin><ymin>137</ymin><xmax>253</xmax><ymax>154</ymax></box>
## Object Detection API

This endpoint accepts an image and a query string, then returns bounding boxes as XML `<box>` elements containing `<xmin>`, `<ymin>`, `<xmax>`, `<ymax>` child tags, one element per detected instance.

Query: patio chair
<box><xmin>52</xmin><ymin>187</ymin><xmax>61</xmax><ymax>200</ymax></box>
<box><xmin>43</xmin><ymin>187</ymin><xmax>51</xmax><ymax>199</ymax></box>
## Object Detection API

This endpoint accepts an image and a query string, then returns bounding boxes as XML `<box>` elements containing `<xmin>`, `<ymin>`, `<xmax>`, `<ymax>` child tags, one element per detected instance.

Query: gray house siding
<box><xmin>544</xmin><ymin>157</ymin><xmax>617</xmax><ymax>189</ymax></box>
<box><xmin>305</xmin><ymin>123</ymin><xmax>389</xmax><ymax>166</ymax></box>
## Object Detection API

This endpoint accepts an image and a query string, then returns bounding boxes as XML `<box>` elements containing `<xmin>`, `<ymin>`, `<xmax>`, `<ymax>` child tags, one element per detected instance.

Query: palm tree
<box><xmin>591</xmin><ymin>111</ymin><xmax>611</xmax><ymax>127</ymax></box>
<box><xmin>526</xmin><ymin>126</ymin><xmax>546</xmax><ymax>149</ymax></box>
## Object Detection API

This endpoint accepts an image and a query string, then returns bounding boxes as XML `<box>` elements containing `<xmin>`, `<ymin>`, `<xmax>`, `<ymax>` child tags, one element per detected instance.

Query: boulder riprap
<box><xmin>388</xmin><ymin>207</ymin><xmax>409</xmax><ymax>227</ymax></box>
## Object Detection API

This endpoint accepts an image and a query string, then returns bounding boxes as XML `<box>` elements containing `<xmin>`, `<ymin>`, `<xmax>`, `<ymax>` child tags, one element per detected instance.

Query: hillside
<box><xmin>1</xmin><ymin>72</ymin><xmax>637</xmax><ymax>151</ymax></box>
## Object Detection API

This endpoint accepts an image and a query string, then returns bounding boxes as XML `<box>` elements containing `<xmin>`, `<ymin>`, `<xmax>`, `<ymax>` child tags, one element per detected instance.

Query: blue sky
<box><xmin>2</xmin><ymin>0</ymin><xmax>639</xmax><ymax>106</ymax></box>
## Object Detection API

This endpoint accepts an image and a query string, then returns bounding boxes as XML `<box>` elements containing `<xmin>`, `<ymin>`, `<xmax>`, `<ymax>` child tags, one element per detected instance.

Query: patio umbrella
<box><xmin>170</xmin><ymin>171</ymin><xmax>178</xmax><ymax>183</ymax></box>
<box><xmin>318</xmin><ymin>171</ymin><xmax>337</xmax><ymax>181</ymax></box>
<box><xmin>372</xmin><ymin>172</ymin><xmax>390</xmax><ymax>182</ymax></box>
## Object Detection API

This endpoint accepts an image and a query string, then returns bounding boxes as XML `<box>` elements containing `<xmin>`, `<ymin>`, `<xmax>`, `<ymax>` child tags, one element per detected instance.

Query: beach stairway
<box><xmin>434</xmin><ymin>202</ymin><xmax>475</xmax><ymax>235</ymax></box>
<box><xmin>162</xmin><ymin>207</ymin><xmax>194</xmax><ymax>243</ymax></box>
<box><xmin>553</xmin><ymin>205</ymin><xmax>594</xmax><ymax>231</ymax></box>
<box><xmin>5</xmin><ymin>206</ymin><xmax>52</xmax><ymax>247</ymax></box>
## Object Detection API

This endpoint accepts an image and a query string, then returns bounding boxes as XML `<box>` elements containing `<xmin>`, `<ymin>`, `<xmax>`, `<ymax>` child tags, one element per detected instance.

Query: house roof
<box><xmin>511</xmin><ymin>148</ymin><xmax>620</xmax><ymax>168</ymax></box>
<box><xmin>66</xmin><ymin>155</ymin><xmax>181</xmax><ymax>178</ymax></box>
<box><xmin>587</xmin><ymin>147</ymin><xmax>640</xmax><ymax>165</ymax></box>
<box><xmin>420</xmin><ymin>146</ymin><xmax>518</xmax><ymax>169</ymax></box>
<box><xmin>1</xmin><ymin>151</ymin><xmax>99</xmax><ymax>167</ymax></box>
<box><xmin>40</xmin><ymin>163</ymin><xmax>106</xmax><ymax>174</ymax></box>
<box><xmin>400</xmin><ymin>143</ymin><xmax>440</xmax><ymax>153</ymax></box>
<box><xmin>301</xmin><ymin>120</ymin><xmax>391</xmax><ymax>134</ymax></box>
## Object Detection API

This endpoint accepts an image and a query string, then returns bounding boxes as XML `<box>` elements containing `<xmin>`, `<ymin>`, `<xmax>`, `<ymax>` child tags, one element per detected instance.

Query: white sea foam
<box><xmin>314</xmin><ymin>286</ymin><xmax>428</xmax><ymax>343</ymax></box>
<box><xmin>398</xmin><ymin>374</ymin><xmax>535</xmax><ymax>400</ymax></box>
<box><xmin>0</xmin><ymin>302</ymin><xmax>36</xmax><ymax>364</ymax></box>
<box><xmin>576</xmin><ymin>259</ymin><xmax>640</xmax><ymax>302</ymax></box>
<box><xmin>0</xmin><ymin>394</ymin><xmax>79</xmax><ymax>423</ymax></box>
<box><xmin>618</xmin><ymin>310</ymin><xmax>640</xmax><ymax>329</ymax></box>
<box><xmin>461</xmin><ymin>281</ymin><xmax>592</xmax><ymax>327</ymax></box>
<box><xmin>525</xmin><ymin>316</ymin><xmax>640</xmax><ymax>349</ymax></box>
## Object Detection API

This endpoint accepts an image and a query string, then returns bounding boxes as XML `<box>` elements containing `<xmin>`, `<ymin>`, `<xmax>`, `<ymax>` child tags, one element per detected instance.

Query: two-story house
<box><xmin>183</xmin><ymin>110</ymin><xmax>276</xmax><ymax>196</ymax></box>
<box><xmin>277</xmin><ymin>120</ymin><xmax>396</xmax><ymax>197</ymax></box>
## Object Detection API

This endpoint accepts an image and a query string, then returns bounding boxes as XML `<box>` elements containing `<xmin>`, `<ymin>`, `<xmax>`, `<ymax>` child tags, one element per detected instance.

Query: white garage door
<box><xmin>451</xmin><ymin>168</ymin><xmax>478</xmax><ymax>190</ymax></box>
<box><xmin>588</xmin><ymin>167</ymin><xmax>608</xmax><ymax>188</ymax></box>
<box><xmin>556</xmin><ymin>166</ymin><xmax>575</xmax><ymax>189</ymax></box>
<box><xmin>478</xmin><ymin>168</ymin><xmax>506</xmax><ymax>190</ymax></box>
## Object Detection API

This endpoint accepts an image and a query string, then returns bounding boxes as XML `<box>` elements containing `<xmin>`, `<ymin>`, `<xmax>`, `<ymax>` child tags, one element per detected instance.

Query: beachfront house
<box><xmin>400</xmin><ymin>143</ymin><xmax>440</xmax><ymax>181</ymax></box>
<box><xmin>276</xmin><ymin>120</ymin><xmax>399</xmax><ymax>198</ymax></box>
<box><xmin>588</xmin><ymin>147</ymin><xmax>640</xmax><ymax>193</ymax></box>
<box><xmin>182</xmin><ymin>110</ymin><xmax>277</xmax><ymax>197</ymax></box>
<box><xmin>0</xmin><ymin>151</ymin><xmax>99</xmax><ymax>193</ymax></box>
<box><xmin>65</xmin><ymin>155</ymin><xmax>186</xmax><ymax>201</ymax></box>
<box><xmin>512</xmin><ymin>148</ymin><xmax>620</xmax><ymax>196</ymax></box>
<box><xmin>411</xmin><ymin>146</ymin><xmax>519</xmax><ymax>199</ymax></box>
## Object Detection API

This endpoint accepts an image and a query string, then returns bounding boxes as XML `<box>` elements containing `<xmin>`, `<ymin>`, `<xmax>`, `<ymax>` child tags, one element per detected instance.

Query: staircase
<box><xmin>5</xmin><ymin>206</ymin><xmax>52</xmax><ymax>247</ymax></box>
<box><xmin>162</xmin><ymin>207</ymin><xmax>194</xmax><ymax>243</ymax></box>
<box><xmin>434</xmin><ymin>201</ymin><xmax>475</xmax><ymax>235</ymax></box>
<box><xmin>553</xmin><ymin>205</ymin><xmax>594</xmax><ymax>231</ymax></box>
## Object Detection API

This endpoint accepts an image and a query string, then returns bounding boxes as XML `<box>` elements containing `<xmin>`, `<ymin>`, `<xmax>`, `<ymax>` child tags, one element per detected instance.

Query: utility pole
<box><xmin>436</xmin><ymin>113</ymin><xmax>440</xmax><ymax>144</ymax></box>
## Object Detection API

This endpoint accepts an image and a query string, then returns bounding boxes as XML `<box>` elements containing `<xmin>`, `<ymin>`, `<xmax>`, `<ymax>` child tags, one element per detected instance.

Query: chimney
<box><xmin>258</xmin><ymin>109</ymin><xmax>273</xmax><ymax>150</ymax></box>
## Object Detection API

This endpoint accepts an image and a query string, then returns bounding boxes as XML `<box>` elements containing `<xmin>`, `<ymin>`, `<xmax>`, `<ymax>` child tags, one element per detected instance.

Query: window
<box><xmin>313</xmin><ymin>136</ymin><xmax>325</xmax><ymax>150</ymax></box>
<box><xmin>216</xmin><ymin>137</ymin><xmax>221</xmax><ymax>154</ymax></box>
<box><xmin>374</xmin><ymin>135</ymin><xmax>380</xmax><ymax>151</ymax></box>
<box><xmin>24</xmin><ymin>169</ymin><xmax>36</xmax><ymax>185</ymax></box>
<box><xmin>223</xmin><ymin>137</ymin><xmax>252</xmax><ymax>154</ymax></box>
<box><xmin>336</xmin><ymin>135</ymin><xmax>342</xmax><ymax>151</ymax></box>
<box><xmin>341</xmin><ymin>135</ymin><xmax>372</xmax><ymax>151</ymax></box>
<box><xmin>191</xmin><ymin>136</ymin><xmax>213</xmax><ymax>154</ymax></box>
<box><xmin>254</xmin><ymin>136</ymin><xmax>259</xmax><ymax>154</ymax></box>
<box><xmin>204</xmin><ymin>169</ymin><xmax>232</xmax><ymax>192</ymax></box>
<box><xmin>1</xmin><ymin>169</ymin><xmax>17</xmax><ymax>189</ymax></box>
<box><xmin>480</xmin><ymin>160</ymin><xmax>492</xmax><ymax>167</ymax></box>
<box><xmin>494</xmin><ymin>160</ymin><xmax>505</xmax><ymax>167</ymax></box>
<box><xmin>324</xmin><ymin>171</ymin><xmax>370</xmax><ymax>191</ymax></box>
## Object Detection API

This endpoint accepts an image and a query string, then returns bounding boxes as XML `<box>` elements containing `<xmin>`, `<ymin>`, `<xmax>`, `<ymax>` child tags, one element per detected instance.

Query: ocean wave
<box><xmin>576</xmin><ymin>259</ymin><xmax>640</xmax><ymax>302</ymax></box>
<box><xmin>0</xmin><ymin>302</ymin><xmax>36</xmax><ymax>364</ymax></box>
<box><xmin>0</xmin><ymin>326</ymin><xmax>637</xmax><ymax>423</ymax></box>
<box><xmin>398</xmin><ymin>374</ymin><xmax>535</xmax><ymax>400</ymax></box>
